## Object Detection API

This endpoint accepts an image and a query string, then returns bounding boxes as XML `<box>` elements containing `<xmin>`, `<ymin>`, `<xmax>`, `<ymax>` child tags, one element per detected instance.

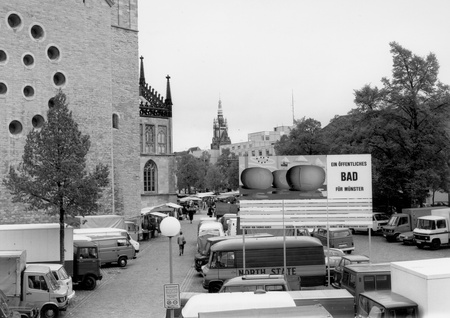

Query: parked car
<box><xmin>350</xmin><ymin>212</ymin><xmax>390</xmax><ymax>234</ymax></box>
<box><xmin>324</xmin><ymin>247</ymin><xmax>346</xmax><ymax>285</ymax></box>
<box><xmin>332</xmin><ymin>254</ymin><xmax>370</xmax><ymax>287</ymax></box>
<box><xmin>312</xmin><ymin>227</ymin><xmax>354</xmax><ymax>254</ymax></box>
<box><xmin>398</xmin><ymin>231</ymin><xmax>415</xmax><ymax>245</ymax></box>
<box><xmin>324</xmin><ymin>247</ymin><xmax>345</xmax><ymax>270</ymax></box>
<box><xmin>218</xmin><ymin>274</ymin><xmax>290</xmax><ymax>293</ymax></box>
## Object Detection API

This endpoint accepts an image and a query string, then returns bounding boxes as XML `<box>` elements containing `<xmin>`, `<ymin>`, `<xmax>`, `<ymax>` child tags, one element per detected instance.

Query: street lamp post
<box><xmin>160</xmin><ymin>216</ymin><xmax>181</xmax><ymax>318</ymax></box>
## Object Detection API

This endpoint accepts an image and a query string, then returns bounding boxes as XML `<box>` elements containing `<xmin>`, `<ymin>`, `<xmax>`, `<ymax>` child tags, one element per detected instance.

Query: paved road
<box><xmin>63</xmin><ymin>209</ymin><xmax>208</xmax><ymax>318</ymax></box>
<box><xmin>61</xmin><ymin>211</ymin><xmax>450</xmax><ymax>318</ymax></box>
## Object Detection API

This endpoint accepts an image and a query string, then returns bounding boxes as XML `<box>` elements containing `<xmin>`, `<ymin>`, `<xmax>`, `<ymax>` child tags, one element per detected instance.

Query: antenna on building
<box><xmin>291</xmin><ymin>89</ymin><xmax>295</xmax><ymax>124</ymax></box>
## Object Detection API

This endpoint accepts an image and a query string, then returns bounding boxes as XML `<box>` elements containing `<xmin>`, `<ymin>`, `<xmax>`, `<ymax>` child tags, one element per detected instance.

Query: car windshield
<box><xmin>46</xmin><ymin>272</ymin><xmax>60</xmax><ymax>290</ymax></box>
<box><xmin>387</xmin><ymin>216</ymin><xmax>398</xmax><ymax>226</ymax></box>
<box><xmin>56</xmin><ymin>267</ymin><xmax>69</xmax><ymax>280</ymax></box>
<box><xmin>417</xmin><ymin>219</ymin><xmax>436</xmax><ymax>230</ymax></box>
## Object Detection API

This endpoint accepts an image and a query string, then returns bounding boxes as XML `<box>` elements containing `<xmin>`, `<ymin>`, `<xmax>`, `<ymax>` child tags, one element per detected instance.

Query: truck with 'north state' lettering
<box><xmin>202</xmin><ymin>236</ymin><xmax>325</xmax><ymax>293</ymax></box>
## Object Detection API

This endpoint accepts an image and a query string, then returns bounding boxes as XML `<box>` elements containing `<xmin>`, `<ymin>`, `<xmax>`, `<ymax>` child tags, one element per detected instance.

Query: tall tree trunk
<box><xmin>60</xmin><ymin>205</ymin><xmax>65</xmax><ymax>266</ymax></box>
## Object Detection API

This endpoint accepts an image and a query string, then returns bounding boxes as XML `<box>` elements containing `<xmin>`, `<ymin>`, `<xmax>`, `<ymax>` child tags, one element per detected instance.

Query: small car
<box><xmin>398</xmin><ymin>231</ymin><xmax>415</xmax><ymax>245</ymax></box>
<box><xmin>324</xmin><ymin>247</ymin><xmax>346</xmax><ymax>269</ymax></box>
<box><xmin>333</xmin><ymin>254</ymin><xmax>370</xmax><ymax>287</ymax></box>
<box><xmin>312</xmin><ymin>227</ymin><xmax>355</xmax><ymax>254</ymax></box>
<box><xmin>218</xmin><ymin>274</ymin><xmax>290</xmax><ymax>293</ymax></box>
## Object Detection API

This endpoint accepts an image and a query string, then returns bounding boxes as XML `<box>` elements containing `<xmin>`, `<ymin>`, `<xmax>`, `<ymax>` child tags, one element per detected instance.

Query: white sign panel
<box><xmin>164</xmin><ymin>284</ymin><xmax>180</xmax><ymax>309</ymax></box>
<box><xmin>326</xmin><ymin>154</ymin><xmax>372</xmax><ymax>199</ymax></box>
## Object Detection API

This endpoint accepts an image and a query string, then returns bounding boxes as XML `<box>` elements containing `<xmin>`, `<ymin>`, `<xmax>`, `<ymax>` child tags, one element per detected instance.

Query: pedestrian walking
<box><xmin>177</xmin><ymin>231</ymin><xmax>186</xmax><ymax>255</ymax></box>
<box><xmin>182</xmin><ymin>205</ymin><xmax>188</xmax><ymax>220</ymax></box>
<box><xmin>207</xmin><ymin>205</ymin><xmax>214</xmax><ymax>218</ymax></box>
<box><xmin>188</xmin><ymin>208</ymin><xmax>194</xmax><ymax>224</ymax></box>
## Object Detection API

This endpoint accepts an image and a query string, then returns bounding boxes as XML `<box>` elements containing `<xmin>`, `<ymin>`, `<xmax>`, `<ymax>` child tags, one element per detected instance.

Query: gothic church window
<box><xmin>144</xmin><ymin>160</ymin><xmax>157</xmax><ymax>192</ymax></box>
<box><xmin>157</xmin><ymin>126</ymin><xmax>167</xmax><ymax>154</ymax></box>
<box><xmin>142</xmin><ymin>124</ymin><xmax>155</xmax><ymax>154</ymax></box>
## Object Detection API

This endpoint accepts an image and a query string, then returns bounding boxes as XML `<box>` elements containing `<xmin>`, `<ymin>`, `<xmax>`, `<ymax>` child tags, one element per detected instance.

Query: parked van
<box><xmin>74</xmin><ymin>228</ymin><xmax>139</xmax><ymax>253</ymax></box>
<box><xmin>333</xmin><ymin>254</ymin><xmax>370</xmax><ymax>287</ymax></box>
<box><xmin>202</xmin><ymin>236</ymin><xmax>326</xmax><ymax>292</ymax></box>
<box><xmin>195</xmin><ymin>234</ymin><xmax>273</xmax><ymax>272</ymax></box>
<box><xmin>89</xmin><ymin>236</ymin><xmax>136</xmax><ymax>267</ymax></box>
<box><xmin>340</xmin><ymin>263</ymin><xmax>391</xmax><ymax>305</ymax></box>
<box><xmin>312</xmin><ymin>227</ymin><xmax>355</xmax><ymax>253</ymax></box>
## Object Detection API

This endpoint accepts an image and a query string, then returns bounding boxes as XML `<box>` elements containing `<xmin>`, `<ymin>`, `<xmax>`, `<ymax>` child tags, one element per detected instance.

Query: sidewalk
<box><xmin>64</xmin><ymin>209</ymin><xmax>207</xmax><ymax>318</ymax></box>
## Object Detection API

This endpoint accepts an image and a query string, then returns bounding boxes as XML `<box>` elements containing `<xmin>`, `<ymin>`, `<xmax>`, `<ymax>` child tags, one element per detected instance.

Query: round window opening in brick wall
<box><xmin>23</xmin><ymin>54</ymin><xmax>34</xmax><ymax>67</ymax></box>
<box><xmin>7</xmin><ymin>13</ymin><xmax>22</xmax><ymax>29</ymax></box>
<box><xmin>47</xmin><ymin>46</ymin><xmax>60</xmax><ymax>61</ymax></box>
<box><xmin>23</xmin><ymin>85</ymin><xmax>35</xmax><ymax>98</ymax></box>
<box><xmin>9</xmin><ymin>120</ymin><xmax>23</xmax><ymax>135</ymax></box>
<box><xmin>0</xmin><ymin>50</ymin><xmax>7</xmax><ymax>64</ymax></box>
<box><xmin>0</xmin><ymin>82</ymin><xmax>7</xmax><ymax>95</ymax></box>
<box><xmin>32</xmin><ymin>115</ymin><xmax>45</xmax><ymax>129</ymax></box>
<box><xmin>53</xmin><ymin>72</ymin><xmax>66</xmax><ymax>86</ymax></box>
<box><xmin>30</xmin><ymin>24</ymin><xmax>45</xmax><ymax>41</ymax></box>
<box><xmin>48</xmin><ymin>97</ymin><xmax>55</xmax><ymax>108</ymax></box>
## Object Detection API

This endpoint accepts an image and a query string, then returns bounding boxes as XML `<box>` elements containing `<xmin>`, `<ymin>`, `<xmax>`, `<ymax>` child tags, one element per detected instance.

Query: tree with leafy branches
<box><xmin>3</xmin><ymin>91</ymin><xmax>110</xmax><ymax>266</ymax></box>
<box><xmin>327</xmin><ymin>42</ymin><xmax>450</xmax><ymax>208</ymax></box>
<box><xmin>175</xmin><ymin>153</ymin><xmax>202</xmax><ymax>193</ymax></box>
<box><xmin>275</xmin><ymin>117</ymin><xmax>326</xmax><ymax>155</ymax></box>
<box><xmin>216</xmin><ymin>149</ymin><xmax>239</xmax><ymax>191</ymax></box>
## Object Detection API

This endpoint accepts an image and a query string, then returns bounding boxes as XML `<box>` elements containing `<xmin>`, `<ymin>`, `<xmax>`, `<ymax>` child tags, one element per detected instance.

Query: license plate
<box><xmin>339</xmin><ymin>244</ymin><xmax>347</xmax><ymax>248</ymax></box>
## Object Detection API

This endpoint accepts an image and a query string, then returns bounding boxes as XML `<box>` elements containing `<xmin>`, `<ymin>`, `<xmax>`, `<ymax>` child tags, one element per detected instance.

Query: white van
<box><xmin>74</xmin><ymin>228</ymin><xmax>139</xmax><ymax>253</ymax></box>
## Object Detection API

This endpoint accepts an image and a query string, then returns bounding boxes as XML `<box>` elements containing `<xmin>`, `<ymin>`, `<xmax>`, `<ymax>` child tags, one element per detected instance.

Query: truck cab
<box><xmin>23</xmin><ymin>264</ymin><xmax>69</xmax><ymax>318</ymax></box>
<box><xmin>73</xmin><ymin>240</ymin><xmax>103</xmax><ymax>290</ymax></box>
<box><xmin>357</xmin><ymin>290</ymin><xmax>418</xmax><ymax>318</ymax></box>
<box><xmin>340</xmin><ymin>263</ymin><xmax>391</xmax><ymax>307</ymax></box>
<box><xmin>413</xmin><ymin>209</ymin><xmax>450</xmax><ymax>249</ymax></box>
<box><xmin>382</xmin><ymin>213</ymin><xmax>411</xmax><ymax>242</ymax></box>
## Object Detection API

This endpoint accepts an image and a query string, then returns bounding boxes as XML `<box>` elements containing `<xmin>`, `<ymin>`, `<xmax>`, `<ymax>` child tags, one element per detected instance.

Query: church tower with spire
<box><xmin>138</xmin><ymin>56</ymin><xmax>177</xmax><ymax>207</ymax></box>
<box><xmin>211</xmin><ymin>99</ymin><xmax>232</xmax><ymax>149</ymax></box>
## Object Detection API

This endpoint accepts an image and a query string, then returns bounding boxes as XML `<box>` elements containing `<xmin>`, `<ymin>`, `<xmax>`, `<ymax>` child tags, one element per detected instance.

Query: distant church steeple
<box><xmin>211</xmin><ymin>99</ymin><xmax>231</xmax><ymax>149</ymax></box>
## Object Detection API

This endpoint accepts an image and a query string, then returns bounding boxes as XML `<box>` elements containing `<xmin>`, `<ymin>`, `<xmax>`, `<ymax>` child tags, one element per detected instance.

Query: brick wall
<box><xmin>0</xmin><ymin>0</ymin><xmax>141</xmax><ymax>223</ymax></box>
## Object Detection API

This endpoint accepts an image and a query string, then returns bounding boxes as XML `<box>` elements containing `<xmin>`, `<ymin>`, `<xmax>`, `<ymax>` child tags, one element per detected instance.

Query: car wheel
<box><xmin>118</xmin><ymin>256</ymin><xmax>127</xmax><ymax>267</ymax></box>
<box><xmin>83</xmin><ymin>275</ymin><xmax>97</xmax><ymax>290</ymax></box>
<box><xmin>41</xmin><ymin>305</ymin><xmax>59</xmax><ymax>318</ymax></box>
<box><xmin>208</xmin><ymin>282</ymin><xmax>223</xmax><ymax>293</ymax></box>
<box><xmin>416</xmin><ymin>242</ymin><xmax>425</xmax><ymax>249</ymax></box>
<box><xmin>431</xmin><ymin>239</ymin><xmax>441</xmax><ymax>250</ymax></box>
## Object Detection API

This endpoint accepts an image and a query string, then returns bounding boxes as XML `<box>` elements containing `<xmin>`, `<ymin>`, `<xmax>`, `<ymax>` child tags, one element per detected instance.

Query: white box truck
<box><xmin>0</xmin><ymin>251</ymin><xmax>69</xmax><ymax>318</ymax></box>
<box><xmin>414</xmin><ymin>208</ymin><xmax>450</xmax><ymax>249</ymax></box>
<box><xmin>0</xmin><ymin>223</ymin><xmax>102</xmax><ymax>291</ymax></box>
<box><xmin>356</xmin><ymin>258</ymin><xmax>450</xmax><ymax>318</ymax></box>
<box><xmin>0</xmin><ymin>223</ymin><xmax>74</xmax><ymax>275</ymax></box>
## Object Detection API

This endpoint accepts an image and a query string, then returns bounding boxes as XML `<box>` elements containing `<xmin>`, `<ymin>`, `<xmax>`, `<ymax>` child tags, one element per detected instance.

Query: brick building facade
<box><xmin>0</xmin><ymin>0</ymin><xmax>172</xmax><ymax>223</ymax></box>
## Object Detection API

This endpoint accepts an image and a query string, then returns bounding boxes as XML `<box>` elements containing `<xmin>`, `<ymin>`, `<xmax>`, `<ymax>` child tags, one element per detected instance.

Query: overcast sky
<box><xmin>138</xmin><ymin>0</ymin><xmax>450</xmax><ymax>152</ymax></box>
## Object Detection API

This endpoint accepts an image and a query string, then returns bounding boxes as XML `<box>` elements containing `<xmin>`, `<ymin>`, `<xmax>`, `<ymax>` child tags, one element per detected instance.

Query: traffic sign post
<box><xmin>164</xmin><ymin>283</ymin><xmax>181</xmax><ymax>310</ymax></box>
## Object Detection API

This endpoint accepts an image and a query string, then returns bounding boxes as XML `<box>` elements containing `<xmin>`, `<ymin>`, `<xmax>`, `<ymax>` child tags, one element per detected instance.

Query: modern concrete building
<box><xmin>220</xmin><ymin>125</ymin><xmax>293</xmax><ymax>157</ymax></box>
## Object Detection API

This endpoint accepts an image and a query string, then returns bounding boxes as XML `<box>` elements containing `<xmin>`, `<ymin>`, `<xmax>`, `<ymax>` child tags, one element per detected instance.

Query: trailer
<box><xmin>0</xmin><ymin>223</ymin><xmax>73</xmax><ymax>275</ymax></box>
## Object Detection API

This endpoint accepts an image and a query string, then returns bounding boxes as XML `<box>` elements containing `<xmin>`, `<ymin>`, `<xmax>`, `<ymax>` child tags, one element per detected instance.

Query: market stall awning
<box><xmin>179</xmin><ymin>196</ymin><xmax>202</xmax><ymax>202</ymax></box>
